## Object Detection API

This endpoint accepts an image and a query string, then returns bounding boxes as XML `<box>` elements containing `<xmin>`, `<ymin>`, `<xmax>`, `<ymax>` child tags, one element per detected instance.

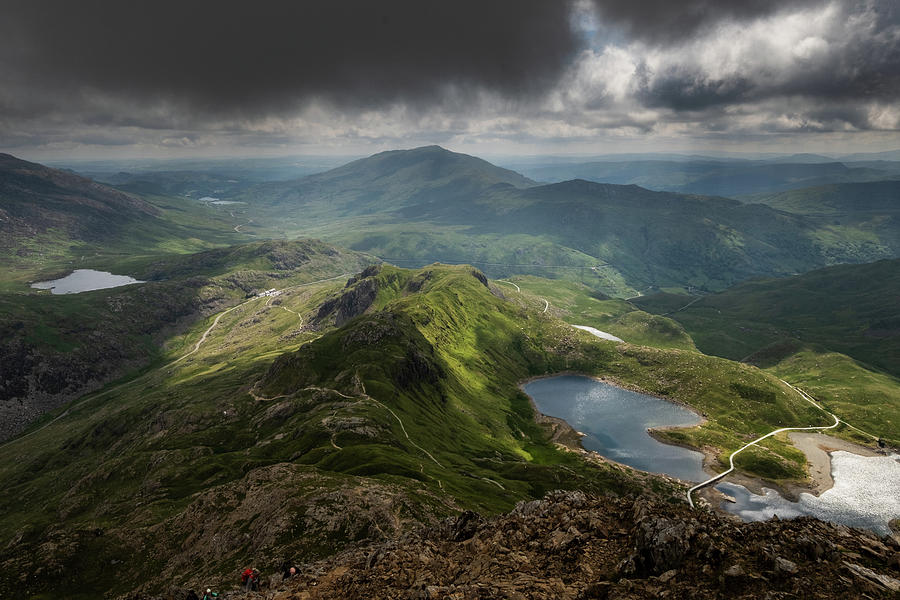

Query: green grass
<box><xmin>633</xmin><ymin>259</ymin><xmax>900</xmax><ymax>377</ymax></box>
<box><xmin>766</xmin><ymin>349</ymin><xmax>900</xmax><ymax>447</ymax></box>
<box><xmin>0</xmin><ymin>261</ymin><xmax>886</xmax><ymax>598</ymax></box>
<box><xmin>494</xmin><ymin>274</ymin><xmax>696</xmax><ymax>351</ymax></box>
<box><xmin>0</xmin><ymin>263</ymin><xmax>836</xmax><ymax>593</ymax></box>
<box><xmin>0</xmin><ymin>239</ymin><xmax>375</xmax><ymax>442</ymax></box>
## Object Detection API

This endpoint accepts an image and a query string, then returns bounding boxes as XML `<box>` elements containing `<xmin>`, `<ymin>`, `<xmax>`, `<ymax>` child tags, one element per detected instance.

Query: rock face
<box><xmin>170</xmin><ymin>491</ymin><xmax>900</xmax><ymax>600</ymax></box>
<box><xmin>315</xmin><ymin>270</ymin><xmax>379</xmax><ymax>326</ymax></box>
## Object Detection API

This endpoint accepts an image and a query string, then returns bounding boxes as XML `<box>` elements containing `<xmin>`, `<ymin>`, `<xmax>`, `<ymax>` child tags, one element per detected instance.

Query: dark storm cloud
<box><xmin>634</xmin><ymin>64</ymin><xmax>754</xmax><ymax>111</ymax></box>
<box><xmin>588</xmin><ymin>0</ymin><xmax>822</xmax><ymax>43</ymax></box>
<box><xmin>1</xmin><ymin>0</ymin><xmax>898</xmax><ymax>156</ymax></box>
<box><xmin>0</xmin><ymin>0</ymin><xmax>578</xmax><ymax>117</ymax></box>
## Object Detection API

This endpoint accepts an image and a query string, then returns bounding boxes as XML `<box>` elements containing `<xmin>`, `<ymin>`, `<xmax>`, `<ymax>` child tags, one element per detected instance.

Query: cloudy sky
<box><xmin>1</xmin><ymin>0</ymin><xmax>898</xmax><ymax>159</ymax></box>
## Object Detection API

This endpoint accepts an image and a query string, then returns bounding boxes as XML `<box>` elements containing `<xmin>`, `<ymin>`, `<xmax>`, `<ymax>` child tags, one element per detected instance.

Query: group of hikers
<box><xmin>188</xmin><ymin>564</ymin><xmax>301</xmax><ymax>598</ymax></box>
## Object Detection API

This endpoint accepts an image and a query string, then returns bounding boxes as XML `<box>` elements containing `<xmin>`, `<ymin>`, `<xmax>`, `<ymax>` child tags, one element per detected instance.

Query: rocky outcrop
<box><xmin>315</xmin><ymin>277</ymin><xmax>378</xmax><ymax>327</ymax></box>
<box><xmin>0</xmin><ymin>278</ymin><xmax>228</xmax><ymax>440</ymax></box>
<box><xmin>183</xmin><ymin>491</ymin><xmax>900</xmax><ymax>600</ymax></box>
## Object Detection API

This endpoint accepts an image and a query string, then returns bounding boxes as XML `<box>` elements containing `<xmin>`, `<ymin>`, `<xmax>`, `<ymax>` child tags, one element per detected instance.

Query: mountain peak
<box><xmin>408</xmin><ymin>144</ymin><xmax>449</xmax><ymax>153</ymax></box>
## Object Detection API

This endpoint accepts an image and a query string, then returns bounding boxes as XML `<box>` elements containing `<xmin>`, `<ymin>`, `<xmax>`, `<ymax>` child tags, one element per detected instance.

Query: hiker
<box><xmin>241</xmin><ymin>567</ymin><xmax>261</xmax><ymax>591</ymax></box>
<box><xmin>284</xmin><ymin>565</ymin><xmax>299</xmax><ymax>579</ymax></box>
<box><xmin>201</xmin><ymin>588</ymin><xmax>218</xmax><ymax>600</ymax></box>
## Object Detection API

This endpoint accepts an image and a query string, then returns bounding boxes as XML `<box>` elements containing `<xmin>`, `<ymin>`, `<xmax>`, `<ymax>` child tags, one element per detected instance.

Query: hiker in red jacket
<box><xmin>241</xmin><ymin>567</ymin><xmax>260</xmax><ymax>591</ymax></box>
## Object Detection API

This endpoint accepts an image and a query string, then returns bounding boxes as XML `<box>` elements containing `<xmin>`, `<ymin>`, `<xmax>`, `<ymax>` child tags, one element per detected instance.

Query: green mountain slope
<box><xmin>0</xmin><ymin>240</ymin><xmax>373</xmax><ymax>440</ymax></box>
<box><xmin>748</xmin><ymin>180</ymin><xmax>900</xmax><ymax>214</ymax></box>
<box><xmin>493</xmin><ymin>274</ymin><xmax>697</xmax><ymax>351</ymax></box>
<box><xmin>0</xmin><ymin>153</ymin><xmax>254</xmax><ymax>290</ymax></box>
<box><xmin>0</xmin><ymin>262</ymin><xmax>841</xmax><ymax>598</ymax></box>
<box><xmin>231</xmin><ymin>147</ymin><xmax>900</xmax><ymax>294</ymax></box>
<box><xmin>633</xmin><ymin>258</ymin><xmax>900</xmax><ymax>377</ymax></box>
<box><xmin>0</xmin><ymin>153</ymin><xmax>158</xmax><ymax>251</ymax></box>
<box><xmin>747</xmin><ymin>181</ymin><xmax>900</xmax><ymax>262</ymax></box>
<box><xmin>632</xmin><ymin>259</ymin><xmax>900</xmax><ymax>447</ymax></box>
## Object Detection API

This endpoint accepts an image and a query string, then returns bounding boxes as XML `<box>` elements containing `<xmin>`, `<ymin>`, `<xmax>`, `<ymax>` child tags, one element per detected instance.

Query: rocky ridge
<box><xmin>152</xmin><ymin>491</ymin><xmax>900</xmax><ymax>600</ymax></box>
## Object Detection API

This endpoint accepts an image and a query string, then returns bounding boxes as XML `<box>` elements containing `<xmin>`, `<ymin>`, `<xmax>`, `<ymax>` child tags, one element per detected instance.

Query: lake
<box><xmin>31</xmin><ymin>269</ymin><xmax>144</xmax><ymax>294</ymax></box>
<box><xmin>717</xmin><ymin>451</ymin><xmax>900</xmax><ymax>536</ymax></box>
<box><xmin>524</xmin><ymin>375</ymin><xmax>707</xmax><ymax>482</ymax></box>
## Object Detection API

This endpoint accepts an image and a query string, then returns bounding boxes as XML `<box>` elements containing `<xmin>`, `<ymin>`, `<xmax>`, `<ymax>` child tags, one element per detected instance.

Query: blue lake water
<box><xmin>31</xmin><ymin>269</ymin><xmax>144</xmax><ymax>294</ymax></box>
<box><xmin>524</xmin><ymin>375</ymin><xmax>707</xmax><ymax>482</ymax></box>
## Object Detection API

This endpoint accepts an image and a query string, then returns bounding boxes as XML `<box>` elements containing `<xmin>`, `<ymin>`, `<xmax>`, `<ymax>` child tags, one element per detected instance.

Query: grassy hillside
<box><xmin>747</xmin><ymin>180</ymin><xmax>900</xmax><ymax>214</ymax></box>
<box><xmin>221</xmin><ymin>147</ymin><xmax>900</xmax><ymax>295</ymax></box>
<box><xmin>633</xmin><ymin>259</ymin><xmax>900</xmax><ymax>448</ymax></box>
<box><xmin>0</xmin><ymin>155</ymin><xmax>253</xmax><ymax>288</ymax></box>
<box><xmin>760</xmin><ymin>348</ymin><xmax>898</xmax><ymax>447</ymax></box>
<box><xmin>633</xmin><ymin>258</ymin><xmax>900</xmax><ymax>377</ymax></box>
<box><xmin>747</xmin><ymin>181</ymin><xmax>900</xmax><ymax>265</ymax></box>
<box><xmin>493</xmin><ymin>274</ymin><xmax>697</xmax><ymax>351</ymax></box>
<box><xmin>0</xmin><ymin>240</ymin><xmax>373</xmax><ymax>439</ymax></box>
<box><xmin>0</xmin><ymin>262</ymin><xmax>846</xmax><ymax>598</ymax></box>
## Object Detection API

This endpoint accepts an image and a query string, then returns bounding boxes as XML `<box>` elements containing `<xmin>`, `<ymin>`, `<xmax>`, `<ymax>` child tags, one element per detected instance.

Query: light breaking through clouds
<box><xmin>0</xmin><ymin>0</ymin><xmax>897</xmax><ymax>158</ymax></box>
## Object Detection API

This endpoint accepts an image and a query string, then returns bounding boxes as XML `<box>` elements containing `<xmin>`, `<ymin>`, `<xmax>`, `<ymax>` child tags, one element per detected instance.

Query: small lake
<box><xmin>524</xmin><ymin>375</ymin><xmax>707</xmax><ymax>482</ymax></box>
<box><xmin>717</xmin><ymin>451</ymin><xmax>900</xmax><ymax>536</ymax></box>
<box><xmin>31</xmin><ymin>269</ymin><xmax>144</xmax><ymax>294</ymax></box>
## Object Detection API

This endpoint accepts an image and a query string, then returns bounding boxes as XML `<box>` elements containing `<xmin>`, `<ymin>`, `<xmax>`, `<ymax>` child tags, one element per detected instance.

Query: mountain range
<box><xmin>223</xmin><ymin>146</ymin><xmax>900</xmax><ymax>293</ymax></box>
<box><xmin>504</xmin><ymin>156</ymin><xmax>900</xmax><ymax>197</ymax></box>
<box><xmin>1</xmin><ymin>146</ymin><xmax>898</xmax><ymax>598</ymax></box>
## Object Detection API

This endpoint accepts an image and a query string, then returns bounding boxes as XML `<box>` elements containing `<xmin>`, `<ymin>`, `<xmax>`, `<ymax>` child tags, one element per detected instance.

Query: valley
<box><xmin>0</xmin><ymin>149</ymin><xmax>898</xmax><ymax>598</ymax></box>
<box><xmin>4</xmin><ymin>5</ymin><xmax>900</xmax><ymax>597</ymax></box>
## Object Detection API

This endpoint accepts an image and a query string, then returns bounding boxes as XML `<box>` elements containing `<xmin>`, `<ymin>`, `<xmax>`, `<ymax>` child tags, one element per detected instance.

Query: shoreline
<box><xmin>520</xmin><ymin>371</ymin><xmax>708</xmax><ymax>479</ymax></box>
<box><xmin>520</xmin><ymin>372</ymin><xmax>888</xmax><ymax>512</ymax></box>
<box><xmin>784</xmin><ymin>432</ymin><xmax>878</xmax><ymax>496</ymax></box>
<box><xmin>519</xmin><ymin>371</ymin><xmax>708</xmax><ymax>426</ymax></box>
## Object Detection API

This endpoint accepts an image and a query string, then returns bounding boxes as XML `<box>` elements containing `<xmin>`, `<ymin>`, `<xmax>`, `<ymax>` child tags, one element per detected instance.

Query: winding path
<box><xmin>173</xmin><ymin>272</ymin><xmax>350</xmax><ymax>364</ymax></box>
<box><xmin>496</xmin><ymin>279</ymin><xmax>549</xmax><ymax>315</ymax></box>
<box><xmin>303</xmin><ymin>384</ymin><xmax>445</xmax><ymax>469</ymax></box>
<box><xmin>496</xmin><ymin>280</ymin><xmax>520</xmax><ymax>292</ymax></box>
<box><xmin>687</xmin><ymin>380</ymin><xmax>842</xmax><ymax>508</ymax></box>
<box><xmin>2</xmin><ymin>272</ymin><xmax>353</xmax><ymax>449</ymax></box>
<box><xmin>663</xmin><ymin>295</ymin><xmax>703</xmax><ymax>316</ymax></box>
<box><xmin>172</xmin><ymin>302</ymin><xmax>250</xmax><ymax>364</ymax></box>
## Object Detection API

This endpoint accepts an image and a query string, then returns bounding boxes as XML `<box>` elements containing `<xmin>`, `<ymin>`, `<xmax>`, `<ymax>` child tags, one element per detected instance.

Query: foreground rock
<box><xmin>155</xmin><ymin>491</ymin><xmax>900</xmax><ymax>599</ymax></box>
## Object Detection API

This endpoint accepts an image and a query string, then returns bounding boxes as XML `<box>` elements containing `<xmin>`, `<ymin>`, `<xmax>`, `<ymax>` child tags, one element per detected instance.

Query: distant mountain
<box><xmin>762</xmin><ymin>153</ymin><xmax>837</xmax><ymax>164</ymax></box>
<box><xmin>837</xmin><ymin>149</ymin><xmax>900</xmax><ymax>162</ymax></box>
<box><xmin>747</xmin><ymin>180</ymin><xmax>900</xmax><ymax>214</ymax></box>
<box><xmin>423</xmin><ymin>178</ymin><xmax>858</xmax><ymax>290</ymax></box>
<box><xmin>0</xmin><ymin>153</ymin><xmax>159</xmax><ymax>252</ymax></box>
<box><xmin>747</xmin><ymin>181</ymin><xmax>900</xmax><ymax>264</ymax></box>
<box><xmin>249</xmin><ymin>145</ymin><xmax>535</xmax><ymax>218</ymax></box>
<box><xmin>509</xmin><ymin>159</ymin><xmax>897</xmax><ymax>197</ymax></box>
<box><xmin>241</xmin><ymin>147</ymin><xmax>900</xmax><ymax>293</ymax></box>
